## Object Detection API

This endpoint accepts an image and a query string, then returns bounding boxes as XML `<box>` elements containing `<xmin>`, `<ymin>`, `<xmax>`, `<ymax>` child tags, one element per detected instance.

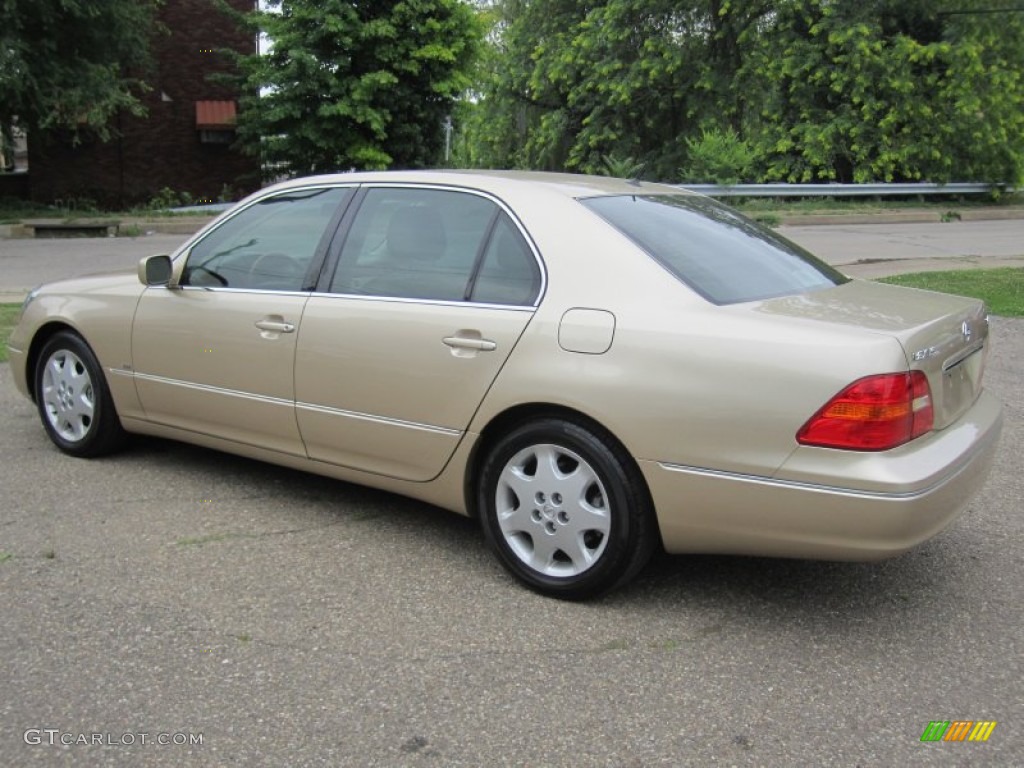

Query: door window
<box><xmin>330</xmin><ymin>187</ymin><xmax>540</xmax><ymax>305</ymax></box>
<box><xmin>182</xmin><ymin>186</ymin><xmax>351</xmax><ymax>291</ymax></box>
<box><xmin>468</xmin><ymin>214</ymin><xmax>542</xmax><ymax>306</ymax></box>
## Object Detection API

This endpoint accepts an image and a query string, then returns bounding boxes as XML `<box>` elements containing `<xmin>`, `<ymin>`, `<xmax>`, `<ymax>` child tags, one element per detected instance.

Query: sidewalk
<box><xmin>773</xmin><ymin>206</ymin><xmax>1024</xmax><ymax>227</ymax></box>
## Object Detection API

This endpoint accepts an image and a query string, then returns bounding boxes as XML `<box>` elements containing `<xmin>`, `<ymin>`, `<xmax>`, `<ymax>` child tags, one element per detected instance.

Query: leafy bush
<box><xmin>599</xmin><ymin>154</ymin><xmax>647</xmax><ymax>179</ymax></box>
<box><xmin>147</xmin><ymin>187</ymin><xmax>192</xmax><ymax>210</ymax></box>
<box><xmin>681</xmin><ymin>128</ymin><xmax>756</xmax><ymax>185</ymax></box>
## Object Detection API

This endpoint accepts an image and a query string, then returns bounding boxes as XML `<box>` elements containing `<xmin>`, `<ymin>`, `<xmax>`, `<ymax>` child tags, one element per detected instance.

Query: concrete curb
<box><xmin>839</xmin><ymin>255</ymin><xmax>1024</xmax><ymax>280</ymax></box>
<box><xmin>121</xmin><ymin>216</ymin><xmax>216</xmax><ymax>235</ymax></box>
<box><xmin>2</xmin><ymin>215</ymin><xmax>215</xmax><ymax>239</ymax></box>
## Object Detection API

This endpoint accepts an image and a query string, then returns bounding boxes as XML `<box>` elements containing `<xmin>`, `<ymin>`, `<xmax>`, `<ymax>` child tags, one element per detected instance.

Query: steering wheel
<box><xmin>249</xmin><ymin>252</ymin><xmax>305</xmax><ymax>289</ymax></box>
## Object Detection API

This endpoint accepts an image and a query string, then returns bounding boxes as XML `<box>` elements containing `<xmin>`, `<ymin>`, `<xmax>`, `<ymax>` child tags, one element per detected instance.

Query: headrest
<box><xmin>387</xmin><ymin>206</ymin><xmax>446</xmax><ymax>262</ymax></box>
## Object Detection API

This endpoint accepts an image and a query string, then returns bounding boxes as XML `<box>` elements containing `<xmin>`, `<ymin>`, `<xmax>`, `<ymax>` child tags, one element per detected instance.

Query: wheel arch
<box><xmin>463</xmin><ymin>402</ymin><xmax>655</xmax><ymax>524</ymax></box>
<box><xmin>24</xmin><ymin>321</ymin><xmax>82</xmax><ymax>403</ymax></box>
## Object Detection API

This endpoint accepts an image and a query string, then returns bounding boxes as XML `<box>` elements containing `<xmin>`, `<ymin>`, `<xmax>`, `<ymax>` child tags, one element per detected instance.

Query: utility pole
<box><xmin>443</xmin><ymin>115</ymin><xmax>453</xmax><ymax>164</ymax></box>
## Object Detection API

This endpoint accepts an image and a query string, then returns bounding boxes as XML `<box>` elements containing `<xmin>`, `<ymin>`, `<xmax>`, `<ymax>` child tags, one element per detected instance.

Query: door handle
<box><xmin>255</xmin><ymin>319</ymin><xmax>295</xmax><ymax>333</ymax></box>
<box><xmin>443</xmin><ymin>335</ymin><xmax>496</xmax><ymax>352</ymax></box>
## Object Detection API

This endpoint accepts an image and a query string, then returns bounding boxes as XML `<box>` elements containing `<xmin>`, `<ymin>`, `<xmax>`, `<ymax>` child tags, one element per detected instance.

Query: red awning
<box><xmin>195</xmin><ymin>100</ymin><xmax>237</xmax><ymax>130</ymax></box>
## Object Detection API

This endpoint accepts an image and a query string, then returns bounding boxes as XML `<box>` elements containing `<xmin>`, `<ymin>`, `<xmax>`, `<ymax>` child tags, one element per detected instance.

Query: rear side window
<box><xmin>582</xmin><ymin>194</ymin><xmax>847</xmax><ymax>304</ymax></box>
<box><xmin>469</xmin><ymin>215</ymin><xmax>541</xmax><ymax>306</ymax></box>
<box><xmin>330</xmin><ymin>187</ymin><xmax>541</xmax><ymax>305</ymax></box>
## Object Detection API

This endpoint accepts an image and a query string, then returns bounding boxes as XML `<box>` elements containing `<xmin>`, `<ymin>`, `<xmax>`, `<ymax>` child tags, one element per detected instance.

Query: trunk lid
<box><xmin>754</xmin><ymin>280</ymin><xmax>990</xmax><ymax>430</ymax></box>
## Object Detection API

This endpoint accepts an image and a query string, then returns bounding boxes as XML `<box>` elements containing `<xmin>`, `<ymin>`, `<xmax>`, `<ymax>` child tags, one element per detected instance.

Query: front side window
<box><xmin>182</xmin><ymin>187</ymin><xmax>351</xmax><ymax>291</ymax></box>
<box><xmin>582</xmin><ymin>194</ymin><xmax>848</xmax><ymax>305</ymax></box>
<box><xmin>330</xmin><ymin>187</ymin><xmax>540</xmax><ymax>305</ymax></box>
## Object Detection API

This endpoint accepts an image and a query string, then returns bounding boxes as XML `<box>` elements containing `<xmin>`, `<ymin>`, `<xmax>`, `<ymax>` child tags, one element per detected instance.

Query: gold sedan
<box><xmin>7</xmin><ymin>171</ymin><xmax>1003</xmax><ymax>599</ymax></box>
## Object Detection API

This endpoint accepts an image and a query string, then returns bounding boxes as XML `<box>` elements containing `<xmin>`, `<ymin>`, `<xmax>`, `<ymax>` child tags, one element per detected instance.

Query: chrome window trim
<box><xmin>305</xmin><ymin>291</ymin><xmax>537</xmax><ymax>312</ymax></box>
<box><xmin>170</xmin><ymin>181</ymin><xmax>547</xmax><ymax>307</ymax></box>
<box><xmin>174</xmin><ymin>286</ymin><xmax>313</xmax><ymax>298</ymax></box>
<box><xmin>171</xmin><ymin>284</ymin><xmax>536</xmax><ymax>311</ymax></box>
<box><xmin>322</xmin><ymin>182</ymin><xmax>548</xmax><ymax>308</ymax></box>
<box><xmin>171</xmin><ymin>183</ymin><xmax>361</xmax><ymax>265</ymax></box>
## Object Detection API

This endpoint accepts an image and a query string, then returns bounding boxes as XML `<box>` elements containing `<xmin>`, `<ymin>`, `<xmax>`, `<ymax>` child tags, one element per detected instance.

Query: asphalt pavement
<box><xmin>1</xmin><ymin>219</ymin><xmax>1023</xmax><ymax>765</ymax></box>
<box><xmin>778</xmin><ymin>219</ymin><xmax>1024</xmax><ymax>279</ymax></box>
<box><xmin>1</xmin><ymin>318</ymin><xmax>1021</xmax><ymax>766</ymax></box>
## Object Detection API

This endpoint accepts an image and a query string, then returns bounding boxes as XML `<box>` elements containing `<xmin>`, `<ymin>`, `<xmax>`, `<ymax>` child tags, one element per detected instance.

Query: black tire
<box><xmin>478</xmin><ymin>417</ymin><xmax>656</xmax><ymax>600</ymax></box>
<box><xmin>34</xmin><ymin>331</ymin><xmax>126</xmax><ymax>458</ymax></box>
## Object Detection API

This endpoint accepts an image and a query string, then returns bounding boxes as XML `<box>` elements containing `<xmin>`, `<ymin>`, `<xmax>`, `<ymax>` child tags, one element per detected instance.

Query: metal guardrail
<box><xmin>169</xmin><ymin>202</ymin><xmax>233</xmax><ymax>214</ymax></box>
<box><xmin>163</xmin><ymin>182</ymin><xmax>1009</xmax><ymax>211</ymax></box>
<box><xmin>680</xmin><ymin>182</ymin><xmax>1003</xmax><ymax>197</ymax></box>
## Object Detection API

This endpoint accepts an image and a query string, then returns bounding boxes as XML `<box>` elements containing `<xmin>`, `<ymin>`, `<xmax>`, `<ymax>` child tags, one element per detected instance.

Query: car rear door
<box><xmin>294</xmin><ymin>185</ymin><xmax>543</xmax><ymax>481</ymax></box>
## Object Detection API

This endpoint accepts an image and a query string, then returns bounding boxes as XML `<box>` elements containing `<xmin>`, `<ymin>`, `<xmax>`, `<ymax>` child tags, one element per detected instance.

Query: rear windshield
<box><xmin>581</xmin><ymin>194</ymin><xmax>848</xmax><ymax>304</ymax></box>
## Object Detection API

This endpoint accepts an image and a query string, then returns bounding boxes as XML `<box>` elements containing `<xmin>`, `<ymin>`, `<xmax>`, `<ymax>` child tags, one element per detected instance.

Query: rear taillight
<box><xmin>797</xmin><ymin>372</ymin><xmax>934</xmax><ymax>451</ymax></box>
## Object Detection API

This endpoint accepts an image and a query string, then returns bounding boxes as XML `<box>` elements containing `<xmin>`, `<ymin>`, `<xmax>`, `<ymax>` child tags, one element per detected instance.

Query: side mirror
<box><xmin>138</xmin><ymin>254</ymin><xmax>173</xmax><ymax>286</ymax></box>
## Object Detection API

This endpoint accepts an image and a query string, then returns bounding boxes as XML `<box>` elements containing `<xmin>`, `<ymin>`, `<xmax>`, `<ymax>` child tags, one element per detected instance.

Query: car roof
<box><xmin>261</xmin><ymin>169</ymin><xmax>691</xmax><ymax>201</ymax></box>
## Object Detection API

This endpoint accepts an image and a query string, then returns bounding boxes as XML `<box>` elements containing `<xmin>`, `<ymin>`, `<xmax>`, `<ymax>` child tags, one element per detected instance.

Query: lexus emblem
<box><xmin>961</xmin><ymin>320</ymin><xmax>972</xmax><ymax>343</ymax></box>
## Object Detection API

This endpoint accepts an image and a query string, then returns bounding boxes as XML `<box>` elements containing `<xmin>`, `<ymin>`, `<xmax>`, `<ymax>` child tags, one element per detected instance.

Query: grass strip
<box><xmin>879</xmin><ymin>267</ymin><xmax>1024</xmax><ymax>317</ymax></box>
<box><xmin>0</xmin><ymin>303</ymin><xmax>21</xmax><ymax>363</ymax></box>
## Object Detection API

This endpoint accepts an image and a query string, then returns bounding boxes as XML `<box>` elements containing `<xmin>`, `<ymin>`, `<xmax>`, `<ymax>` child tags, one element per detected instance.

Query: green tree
<box><xmin>455</xmin><ymin>0</ymin><xmax>583</xmax><ymax>170</ymax></box>
<box><xmin>466</xmin><ymin>0</ymin><xmax>1024</xmax><ymax>185</ymax></box>
<box><xmin>746</xmin><ymin>0</ymin><xmax>1024</xmax><ymax>184</ymax></box>
<box><xmin>0</xmin><ymin>0</ymin><xmax>160</xmax><ymax>140</ymax></box>
<box><xmin>466</xmin><ymin>1</ymin><xmax>772</xmax><ymax>178</ymax></box>
<box><xmin>228</xmin><ymin>0</ymin><xmax>480</xmax><ymax>175</ymax></box>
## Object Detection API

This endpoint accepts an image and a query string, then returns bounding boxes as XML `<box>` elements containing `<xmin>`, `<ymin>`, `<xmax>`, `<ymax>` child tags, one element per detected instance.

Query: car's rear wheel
<box><xmin>35</xmin><ymin>331</ymin><xmax>126</xmax><ymax>457</ymax></box>
<box><xmin>478</xmin><ymin>417</ymin><xmax>656</xmax><ymax>599</ymax></box>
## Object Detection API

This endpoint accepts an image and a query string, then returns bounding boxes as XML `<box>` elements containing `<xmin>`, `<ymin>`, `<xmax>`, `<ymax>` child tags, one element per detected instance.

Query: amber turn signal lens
<box><xmin>797</xmin><ymin>372</ymin><xmax>933</xmax><ymax>451</ymax></box>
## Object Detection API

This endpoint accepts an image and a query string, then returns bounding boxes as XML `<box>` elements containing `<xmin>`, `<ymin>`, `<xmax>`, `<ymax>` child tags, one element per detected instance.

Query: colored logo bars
<box><xmin>920</xmin><ymin>721</ymin><xmax>997</xmax><ymax>742</ymax></box>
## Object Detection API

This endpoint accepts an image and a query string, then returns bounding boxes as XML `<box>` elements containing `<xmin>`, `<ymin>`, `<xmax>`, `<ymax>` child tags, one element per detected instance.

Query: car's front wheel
<box><xmin>34</xmin><ymin>331</ymin><xmax>126</xmax><ymax>457</ymax></box>
<box><xmin>478</xmin><ymin>417</ymin><xmax>656</xmax><ymax>599</ymax></box>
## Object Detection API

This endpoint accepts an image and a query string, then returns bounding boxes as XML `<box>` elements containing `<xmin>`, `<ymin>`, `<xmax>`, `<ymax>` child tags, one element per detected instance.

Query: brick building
<box><xmin>28</xmin><ymin>0</ymin><xmax>260</xmax><ymax>208</ymax></box>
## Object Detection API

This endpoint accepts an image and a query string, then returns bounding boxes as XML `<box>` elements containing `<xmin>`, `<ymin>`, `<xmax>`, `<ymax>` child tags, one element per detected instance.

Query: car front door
<box><xmin>131</xmin><ymin>186</ymin><xmax>352</xmax><ymax>455</ymax></box>
<box><xmin>294</xmin><ymin>185</ymin><xmax>544</xmax><ymax>481</ymax></box>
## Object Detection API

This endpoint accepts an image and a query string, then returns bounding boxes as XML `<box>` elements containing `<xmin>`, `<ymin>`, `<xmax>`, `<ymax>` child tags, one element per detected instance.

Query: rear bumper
<box><xmin>642</xmin><ymin>391</ymin><xmax>1003</xmax><ymax>559</ymax></box>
